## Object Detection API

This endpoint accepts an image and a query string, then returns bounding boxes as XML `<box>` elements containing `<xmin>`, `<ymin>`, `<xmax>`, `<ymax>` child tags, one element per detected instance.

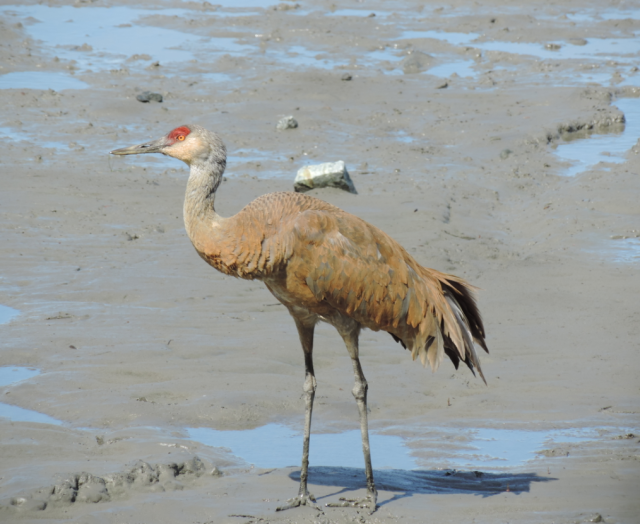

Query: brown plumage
<box><xmin>111</xmin><ymin>124</ymin><xmax>488</xmax><ymax>513</ymax></box>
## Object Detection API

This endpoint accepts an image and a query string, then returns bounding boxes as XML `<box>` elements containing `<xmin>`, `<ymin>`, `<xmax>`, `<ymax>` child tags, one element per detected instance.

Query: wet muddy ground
<box><xmin>0</xmin><ymin>0</ymin><xmax>639</xmax><ymax>523</ymax></box>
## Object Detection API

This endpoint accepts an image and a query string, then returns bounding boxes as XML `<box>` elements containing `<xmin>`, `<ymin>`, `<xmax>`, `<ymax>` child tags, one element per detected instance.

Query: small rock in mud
<box><xmin>435</xmin><ymin>80</ymin><xmax>448</xmax><ymax>89</ymax></box>
<box><xmin>276</xmin><ymin>115</ymin><xmax>298</xmax><ymax>130</ymax></box>
<box><xmin>585</xmin><ymin>513</ymin><xmax>604</xmax><ymax>523</ymax></box>
<box><xmin>545</xmin><ymin>43</ymin><xmax>561</xmax><ymax>51</ymax></box>
<box><xmin>500</xmin><ymin>149</ymin><xmax>513</xmax><ymax>159</ymax></box>
<box><xmin>136</xmin><ymin>91</ymin><xmax>163</xmax><ymax>103</ymax></box>
<box><xmin>341</xmin><ymin>73</ymin><xmax>353</xmax><ymax>81</ymax></box>
<box><xmin>294</xmin><ymin>160</ymin><xmax>357</xmax><ymax>194</ymax></box>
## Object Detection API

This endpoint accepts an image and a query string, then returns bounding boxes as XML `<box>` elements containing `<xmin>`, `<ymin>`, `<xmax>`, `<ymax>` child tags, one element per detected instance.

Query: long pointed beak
<box><xmin>110</xmin><ymin>136</ymin><xmax>169</xmax><ymax>156</ymax></box>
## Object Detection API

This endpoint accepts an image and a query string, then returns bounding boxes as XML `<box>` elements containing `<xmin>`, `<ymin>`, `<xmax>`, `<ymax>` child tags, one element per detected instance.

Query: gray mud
<box><xmin>1</xmin><ymin>0</ymin><xmax>639</xmax><ymax>523</ymax></box>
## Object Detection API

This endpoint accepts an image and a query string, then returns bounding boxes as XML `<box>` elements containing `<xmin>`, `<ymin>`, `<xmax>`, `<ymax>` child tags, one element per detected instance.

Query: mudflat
<box><xmin>0</xmin><ymin>1</ymin><xmax>638</xmax><ymax>523</ymax></box>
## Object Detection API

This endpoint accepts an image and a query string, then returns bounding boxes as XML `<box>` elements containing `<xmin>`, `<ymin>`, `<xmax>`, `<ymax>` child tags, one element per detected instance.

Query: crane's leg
<box><xmin>326</xmin><ymin>327</ymin><xmax>378</xmax><ymax>513</ymax></box>
<box><xmin>276</xmin><ymin>316</ymin><xmax>321</xmax><ymax>513</ymax></box>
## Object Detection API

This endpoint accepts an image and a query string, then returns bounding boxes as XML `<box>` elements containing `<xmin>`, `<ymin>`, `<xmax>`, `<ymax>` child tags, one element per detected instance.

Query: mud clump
<box><xmin>401</xmin><ymin>51</ymin><xmax>435</xmax><ymax>74</ymax></box>
<box><xmin>526</xmin><ymin>107</ymin><xmax>626</xmax><ymax>145</ymax></box>
<box><xmin>537</xmin><ymin>447</ymin><xmax>570</xmax><ymax>457</ymax></box>
<box><xmin>1</xmin><ymin>456</ymin><xmax>216</xmax><ymax>513</ymax></box>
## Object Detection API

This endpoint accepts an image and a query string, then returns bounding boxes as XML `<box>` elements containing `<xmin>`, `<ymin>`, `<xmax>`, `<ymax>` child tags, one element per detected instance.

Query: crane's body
<box><xmin>112</xmin><ymin>124</ymin><xmax>488</xmax><ymax>513</ymax></box>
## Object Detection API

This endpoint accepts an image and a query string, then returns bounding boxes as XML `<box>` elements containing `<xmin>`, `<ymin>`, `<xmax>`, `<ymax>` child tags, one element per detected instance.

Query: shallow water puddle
<box><xmin>611</xmin><ymin>238</ymin><xmax>640</xmax><ymax>263</ymax></box>
<box><xmin>228</xmin><ymin>148</ymin><xmax>283</xmax><ymax>166</ymax></box>
<box><xmin>397</xmin><ymin>28</ymin><xmax>640</xmax><ymax>63</ymax></box>
<box><xmin>392</xmin><ymin>130</ymin><xmax>415</xmax><ymax>143</ymax></box>
<box><xmin>0</xmin><ymin>366</ymin><xmax>63</xmax><ymax>425</ymax></box>
<box><xmin>187</xmin><ymin>424</ymin><xmax>417</xmax><ymax>469</ymax></box>
<box><xmin>555</xmin><ymin>97</ymin><xmax>640</xmax><ymax>176</ymax></box>
<box><xmin>365</xmin><ymin>46</ymin><xmax>479</xmax><ymax>79</ymax></box>
<box><xmin>1</xmin><ymin>5</ymin><xmax>250</xmax><ymax>71</ymax></box>
<box><xmin>326</xmin><ymin>9</ymin><xmax>390</xmax><ymax>18</ymax></box>
<box><xmin>421</xmin><ymin>427</ymin><xmax>597</xmax><ymax>469</ymax></box>
<box><xmin>0</xmin><ymin>403</ymin><xmax>63</xmax><ymax>426</ymax></box>
<box><xmin>0</xmin><ymin>366</ymin><xmax>39</xmax><ymax>386</ymax></box>
<box><xmin>180</xmin><ymin>0</ymin><xmax>279</xmax><ymax>7</ymax></box>
<box><xmin>475</xmin><ymin>37</ymin><xmax>640</xmax><ymax>61</ymax></box>
<box><xmin>0</xmin><ymin>126</ymin><xmax>75</xmax><ymax>151</ymax></box>
<box><xmin>0</xmin><ymin>71</ymin><xmax>89</xmax><ymax>90</ymax></box>
<box><xmin>186</xmin><ymin>423</ymin><xmax>606</xmax><ymax>471</ymax></box>
<box><xmin>0</xmin><ymin>304</ymin><xmax>19</xmax><ymax>324</ymax></box>
<box><xmin>566</xmin><ymin>9</ymin><xmax>640</xmax><ymax>21</ymax></box>
<box><xmin>428</xmin><ymin>59</ymin><xmax>477</xmax><ymax>78</ymax></box>
<box><xmin>399</xmin><ymin>30</ymin><xmax>480</xmax><ymax>47</ymax></box>
<box><xmin>596</xmin><ymin>237</ymin><xmax>640</xmax><ymax>264</ymax></box>
<box><xmin>268</xmin><ymin>45</ymin><xmax>344</xmax><ymax>70</ymax></box>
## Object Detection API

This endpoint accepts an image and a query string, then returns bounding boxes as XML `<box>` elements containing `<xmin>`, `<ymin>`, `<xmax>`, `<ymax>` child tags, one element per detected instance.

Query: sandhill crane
<box><xmin>111</xmin><ymin>125</ymin><xmax>488</xmax><ymax>513</ymax></box>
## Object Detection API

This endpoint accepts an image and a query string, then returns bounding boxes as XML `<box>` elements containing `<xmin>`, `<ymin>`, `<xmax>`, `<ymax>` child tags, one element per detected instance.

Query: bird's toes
<box><xmin>276</xmin><ymin>493</ymin><xmax>322</xmax><ymax>513</ymax></box>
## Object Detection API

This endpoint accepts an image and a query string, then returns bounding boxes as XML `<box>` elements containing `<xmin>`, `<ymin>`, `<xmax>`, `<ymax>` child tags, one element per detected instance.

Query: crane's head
<box><xmin>110</xmin><ymin>125</ymin><xmax>226</xmax><ymax>167</ymax></box>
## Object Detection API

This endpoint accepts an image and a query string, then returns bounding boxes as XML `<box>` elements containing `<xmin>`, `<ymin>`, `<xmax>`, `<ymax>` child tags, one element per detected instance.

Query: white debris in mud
<box><xmin>276</xmin><ymin>115</ymin><xmax>298</xmax><ymax>130</ymax></box>
<box><xmin>294</xmin><ymin>160</ymin><xmax>357</xmax><ymax>194</ymax></box>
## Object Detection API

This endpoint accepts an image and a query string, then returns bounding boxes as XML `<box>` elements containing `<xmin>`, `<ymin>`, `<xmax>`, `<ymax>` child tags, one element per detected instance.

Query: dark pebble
<box><xmin>136</xmin><ymin>91</ymin><xmax>163</xmax><ymax>103</ymax></box>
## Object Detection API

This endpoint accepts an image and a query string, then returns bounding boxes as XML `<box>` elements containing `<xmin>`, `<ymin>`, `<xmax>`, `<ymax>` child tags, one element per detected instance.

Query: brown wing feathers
<box><xmin>288</xmin><ymin>204</ymin><xmax>488</xmax><ymax>379</ymax></box>
<box><xmin>205</xmin><ymin>192</ymin><xmax>487</xmax><ymax>379</ymax></box>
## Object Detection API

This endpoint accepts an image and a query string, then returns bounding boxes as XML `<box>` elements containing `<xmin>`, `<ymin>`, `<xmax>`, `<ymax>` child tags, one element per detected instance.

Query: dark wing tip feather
<box><xmin>389</xmin><ymin>333</ymin><xmax>407</xmax><ymax>349</ymax></box>
<box><xmin>443</xmin><ymin>284</ymin><xmax>489</xmax><ymax>385</ymax></box>
<box><xmin>446</xmin><ymin>280</ymin><xmax>489</xmax><ymax>355</ymax></box>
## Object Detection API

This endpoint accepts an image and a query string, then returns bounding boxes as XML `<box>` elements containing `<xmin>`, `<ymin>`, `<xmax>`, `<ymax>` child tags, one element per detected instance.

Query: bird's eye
<box><xmin>178</xmin><ymin>135</ymin><xmax>185</xmax><ymax>141</ymax></box>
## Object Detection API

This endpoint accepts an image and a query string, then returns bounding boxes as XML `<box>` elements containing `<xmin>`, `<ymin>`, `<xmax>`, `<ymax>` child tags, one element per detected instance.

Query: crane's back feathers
<box><xmin>193</xmin><ymin>191</ymin><xmax>488</xmax><ymax>378</ymax></box>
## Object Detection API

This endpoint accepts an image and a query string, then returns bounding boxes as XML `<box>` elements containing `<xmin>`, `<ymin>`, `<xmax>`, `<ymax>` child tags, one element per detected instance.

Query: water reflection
<box><xmin>186</xmin><ymin>423</ymin><xmax>607</xmax><ymax>471</ymax></box>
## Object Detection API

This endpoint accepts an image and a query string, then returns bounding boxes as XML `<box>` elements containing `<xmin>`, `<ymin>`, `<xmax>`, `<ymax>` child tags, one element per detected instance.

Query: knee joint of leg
<box><xmin>303</xmin><ymin>374</ymin><xmax>316</xmax><ymax>395</ymax></box>
<box><xmin>351</xmin><ymin>381</ymin><xmax>367</xmax><ymax>400</ymax></box>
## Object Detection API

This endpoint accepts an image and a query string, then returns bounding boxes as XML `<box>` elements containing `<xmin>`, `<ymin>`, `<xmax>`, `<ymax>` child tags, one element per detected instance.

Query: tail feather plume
<box><xmin>444</xmin><ymin>291</ymin><xmax>487</xmax><ymax>384</ymax></box>
<box><xmin>389</xmin><ymin>272</ymin><xmax>489</xmax><ymax>383</ymax></box>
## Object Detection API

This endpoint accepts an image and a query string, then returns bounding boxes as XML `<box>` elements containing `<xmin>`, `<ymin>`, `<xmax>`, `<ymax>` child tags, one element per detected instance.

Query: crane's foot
<box><xmin>326</xmin><ymin>490</ymin><xmax>377</xmax><ymax>514</ymax></box>
<box><xmin>276</xmin><ymin>493</ymin><xmax>322</xmax><ymax>513</ymax></box>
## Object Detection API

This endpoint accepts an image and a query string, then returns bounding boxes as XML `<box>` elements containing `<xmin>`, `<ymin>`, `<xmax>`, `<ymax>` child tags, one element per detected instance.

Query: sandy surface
<box><xmin>1</xmin><ymin>0</ymin><xmax>639</xmax><ymax>522</ymax></box>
